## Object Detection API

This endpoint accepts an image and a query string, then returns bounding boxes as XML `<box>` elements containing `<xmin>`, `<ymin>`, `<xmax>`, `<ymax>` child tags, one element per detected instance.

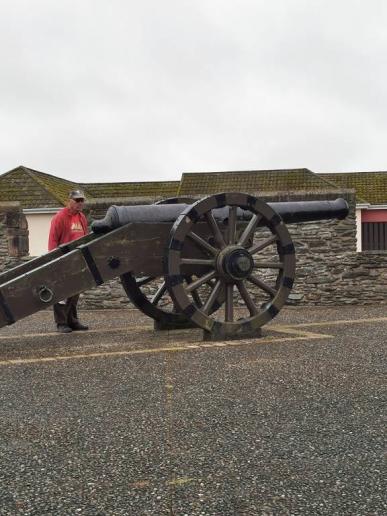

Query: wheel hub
<box><xmin>218</xmin><ymin>247</ymin><xmax>254</xmax><ymax>281</ymax></box>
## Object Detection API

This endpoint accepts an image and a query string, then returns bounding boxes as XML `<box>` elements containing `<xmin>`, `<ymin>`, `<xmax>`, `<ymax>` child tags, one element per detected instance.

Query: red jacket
<box><xmin>48</xmin><ymin>208</ymin><xmax>88</xmax><ymax>251</ymax></box>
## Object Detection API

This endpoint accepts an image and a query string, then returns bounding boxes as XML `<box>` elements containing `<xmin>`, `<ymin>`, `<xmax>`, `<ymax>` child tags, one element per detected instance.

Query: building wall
<box><xmin>356</xmin><ymin>208</ymin><xmax>362</xmax><ymax>252</ymax></box>
<box><xmin>25</xmin><ymin>212</ymin><xmax>58</xmax><ymax>256</ymax></box>
<box><xmin>361</xmin><ymin>209</ymin><xmax>387</xmax><ymax>222</ymax></box>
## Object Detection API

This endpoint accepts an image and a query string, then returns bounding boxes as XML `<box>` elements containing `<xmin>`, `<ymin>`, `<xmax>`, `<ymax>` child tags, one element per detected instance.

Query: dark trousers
<box><xmin>53</xmin><ymin>295</ymin><xmax>80</xmax><ymax>327</ymax></box>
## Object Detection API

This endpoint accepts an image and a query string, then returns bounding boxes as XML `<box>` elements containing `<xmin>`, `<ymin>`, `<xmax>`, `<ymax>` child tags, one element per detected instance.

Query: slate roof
<box><xmin>178</xmin><ymin>168</ymin><xmax>338</xmax><ymax>195</ymax></box>
<box><xmin>2</xmin><ymin>165</ymin><xmax>385</xmax><ymax>210</ymax></box>
<box><xmin>79</xmin><ymin>181</ymin><xmax>179</xmax><ymax>199</ymax></box>
<box><xmin>319</xmin><ymin>172</ymin><xmax>387</xmax><ymax>205</ymax></box>
<box><xmin>0</xmin><ymin>166</ymin><xmax>79</xmax><ymax>209</ymax></box>
<box><xmin>0</xmin><ymin>166</ymin><xmax>179</xmax><ymax>209</ymax></box>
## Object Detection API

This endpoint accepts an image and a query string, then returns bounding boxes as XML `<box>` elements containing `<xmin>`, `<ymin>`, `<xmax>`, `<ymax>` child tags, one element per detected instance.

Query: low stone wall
<box><xmin>287</xmin><ymin>214</ymin><xmax>387</xmax><ymax>305</ymax></box>
<box><xmin>339</xmin><ymin>252</ymin><xmax>387</xmax><ymax>304</ymax></box>
<box><xmin>1</xmin><ymin>192</ymin><xmax>387</xmax><ymax>312</ymax></box>
<box><xmin>77</xmin><ymin>189</ymin><xmax>387</xmax><ymax>309</ymax></box>
<box><xmin>266</xmin><ymin>190</ymin><xmax>387</xmax><ymax>305</ymax></box>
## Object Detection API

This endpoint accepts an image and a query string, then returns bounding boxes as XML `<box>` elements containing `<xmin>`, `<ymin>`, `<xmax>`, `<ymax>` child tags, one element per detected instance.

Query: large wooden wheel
<box><xmin>165</xmin><ymin>193</ymin><xmax>296</xmax><ymax>339</ymax></box>
<box><xmin>120</xmin><ymin>197</ymin><xmax>201</xmax><ymax>329</ymax></box>
<box><xmin>120</xmin><ymin>272</ymin><xmax>192</xmax><ymax>328</ymax></box>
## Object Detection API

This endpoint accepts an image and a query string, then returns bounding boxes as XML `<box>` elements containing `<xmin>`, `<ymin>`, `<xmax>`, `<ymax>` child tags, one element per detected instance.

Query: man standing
<box><xmin>48</xmin><ymin>190</ymin><xmax>89</xmax><ymax>333</ymax></box>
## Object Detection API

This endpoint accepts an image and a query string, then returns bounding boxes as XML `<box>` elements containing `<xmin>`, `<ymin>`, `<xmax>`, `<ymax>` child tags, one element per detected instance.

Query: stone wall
<box><xmin>78</xmin><ymin>189</ymin><xmax>387</xmax><ymax>309</ymax></box>
<box><xmin>247</xmin><ymin>189</ymin><xmax>386</xmax><ymax>305</ymax></box>
<box><xmin>0</xmin><ymin>202</ymin><xmax>29</xmax><ymax>273</ymax></box>
<box><xmin>276</xmin><ymin>191</ymin><xmax>386</xmax><ymax>305</ymax></box>
<box><xmin>1</xmin><ymin>191</ymin><xmax>387</xmax><ymax>311</ymax></box>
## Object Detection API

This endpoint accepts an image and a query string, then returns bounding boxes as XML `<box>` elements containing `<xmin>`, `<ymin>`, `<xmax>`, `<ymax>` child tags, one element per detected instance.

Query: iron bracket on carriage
<box><xmin>0</xmin><ymin>193</ymin><xmax>349</xmax><ymax>341</ymax></box>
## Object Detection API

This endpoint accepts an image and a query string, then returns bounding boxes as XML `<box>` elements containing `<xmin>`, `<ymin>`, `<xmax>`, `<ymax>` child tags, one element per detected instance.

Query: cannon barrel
<box><xmin>271</xmin><ymin>198</ymin><xmax>349</xmax><ymax>224</ymax></box>
<box><xmin>91</xmin><ymin>198</ymin><xmax>349</xmax><ymax>233</ymax></box>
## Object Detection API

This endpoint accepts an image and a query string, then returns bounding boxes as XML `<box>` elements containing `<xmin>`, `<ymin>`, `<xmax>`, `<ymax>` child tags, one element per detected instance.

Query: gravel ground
<box><xmin>0</xmin><ymin>305</ymin><xmax>385</xmax><ymax>515</ymax></box>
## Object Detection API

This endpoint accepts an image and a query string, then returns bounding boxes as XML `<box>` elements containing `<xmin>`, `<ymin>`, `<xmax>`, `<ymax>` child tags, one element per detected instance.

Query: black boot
<box><xmin>57</xmin><ymin>324</ymin><xmax>73</xmax><ymax>333</ymax></box>
<box><xmin>70</xmin><ymin>322</ymin><xmax>89</xmax><ymax>331</ymax></box>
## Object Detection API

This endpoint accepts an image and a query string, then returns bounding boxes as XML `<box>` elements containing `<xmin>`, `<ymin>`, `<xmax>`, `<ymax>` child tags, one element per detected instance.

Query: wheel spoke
<box><xmin>202</xmin><ymin>279</ymin><xmax>222</xmax><ymax>314</ymax></box>
<box><xmin>185</xmin><ymin>276</ymin><xmax>204</xmax><ymax>308</ymax></box>
<box><xmin>247</xmin><ymin>275</ymin><xmax>276</xmax><ymax>297</ymax></box>
<box><xmin>238</xmin><ymin>214</ymin><xmax>262</xmax><ymax>247</ymax></box>
<box><xmin>254</xmin><ymin>261</ymin><xmax>283</xmax><ymax>269</ymax></box>
<box><xmin>236</xmin><ymin>281</ymin><xmax>258</xmax><ymax>316</ymax></box>
<box><xmin>136</xmin><ymin>276</ymin><xmax>156</xmax><ymax>287</ymax></box>
<box><xmin>181</xmin><ymin>258</ymin><xmax>215</xmax><ymax>266</ymax></box>
<box><xmin>225</xmin><ymin>283</ymin><xmax>234</xmax><ymax>322</ymax></box>
<box><xmin>187</xmin><ymin>231</ymin><xmax>218</xmax><ymax>256</ymax></box>
<box><xmin>205</xmin><ymin>212</ymin><xmax>226</xmax><ymax>249</ymax></box>
<box><xmin>191</xmin><ymin>290</ymin><xmax>203</xmax><ymax>308</ymax></box>
<box><xmin>249</xmin><ymin>234</ymin><xmax>278</xmax><ymax>255</ymax></box>
<box><xmin>151</xmin><ymin>282</ymin><xmax>167</xmax><ymax>305</ymax></box>
<box><xmin>186</xmin><ymin>270</ymin><xmax>216</xmax><ymax>292</ymax></box>
<box><xmin>227</xmin><ymin>206</ymin><xmax>237</xmax><ymax>245</ymax></box>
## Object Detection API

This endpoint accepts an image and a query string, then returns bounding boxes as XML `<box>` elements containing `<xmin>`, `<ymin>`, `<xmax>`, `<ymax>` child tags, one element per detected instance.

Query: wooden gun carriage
<box><xmin>0</xmin><ymin>193</ymin><xmax>349</xmax><ymax>340</ymax></box>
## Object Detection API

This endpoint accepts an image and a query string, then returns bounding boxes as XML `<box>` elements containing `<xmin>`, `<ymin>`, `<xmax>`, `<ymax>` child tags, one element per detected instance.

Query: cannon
<box><xmin>0</xmin><ymin>193</ymin><xmax>349</xmax><ymax>340</ymax></box>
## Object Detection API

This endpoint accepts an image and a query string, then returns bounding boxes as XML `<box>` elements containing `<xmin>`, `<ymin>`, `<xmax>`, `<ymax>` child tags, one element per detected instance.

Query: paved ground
<box><xmin>0</xmin><ymin>305</ymin><xmax>385</xmax><ymax>515</ymax></box>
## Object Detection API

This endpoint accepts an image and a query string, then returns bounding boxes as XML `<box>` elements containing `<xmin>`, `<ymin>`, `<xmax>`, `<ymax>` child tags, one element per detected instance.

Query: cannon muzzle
<box><xmin>271</xmin><ymin>198</ymin><xmax>349</xmax><ymax>224</ymax></box>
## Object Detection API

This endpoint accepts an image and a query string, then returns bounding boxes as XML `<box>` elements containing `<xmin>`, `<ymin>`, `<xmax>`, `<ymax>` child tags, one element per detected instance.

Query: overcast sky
<box><xmin>1</xmin><ymin>0</ymin><xmax>387</xmax><ymax>183</ymax></box>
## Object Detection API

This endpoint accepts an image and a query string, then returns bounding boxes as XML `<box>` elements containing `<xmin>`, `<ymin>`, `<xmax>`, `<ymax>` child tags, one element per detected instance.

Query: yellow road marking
<box><xmin>2</xmin><ymin>316</ymin><xmax>385</xmax><ymax>341</ymax></box>
<box><xmin>272</xmin><ymin>326</ymin><xmax>332</xmax><ymax>339</ymax></box>
<box><xmin>0</xmin><ymin>330</ymin><xmax>332</xmax><ymax>367</ymax></box>
<box><xmin>0</xmin><ymin>325</ymin><xmax>155</xmax><ymax>341</ymax></box>
<box><xmin>276</xmin><ymin>316</ymin><xmax>387</xmax><ymax>328</ymax></box>
<box><xmin>0</xmin><ymin>316</ymin><xmax>384</xmax><ymax>367</ymax></box>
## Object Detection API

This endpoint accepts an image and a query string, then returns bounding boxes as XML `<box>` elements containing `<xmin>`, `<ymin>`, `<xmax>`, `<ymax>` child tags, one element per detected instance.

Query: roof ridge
<box><xmin>80</xmin><ymin>180</ymin><xmax>179</xmax><ymax>187</ymax></box>
<box><xmin>0</xmin><ymin>165</ymin><xmax>28</xmax><ymax>180</ymax></box>
<box><xmin>181</xmin><ymin>167</ymin><xmax>311</xmax><ymax>177</ymax></box>
<box><xmin>306</xmin><ymin>169</ymin><xmax>343</xmax><ymax>189</ymax></box>
<box><xmin>22</xmin><ymin>166</ymin><xmax>76</xmax><ymax>184</ymax></box>
<box><xmin>22</xmin><ymin>167</ymin><xmax>72</xmax><ymax>206</ymax></box>
<box><xmin>320</xmin><ymin>170</ymin><xmax>387</xmax><ymax>175</ymax></box>
<box><xmin>177</xmin><ymin>168</ymin><xmax>335</xmax><ymax>195</ymax></box>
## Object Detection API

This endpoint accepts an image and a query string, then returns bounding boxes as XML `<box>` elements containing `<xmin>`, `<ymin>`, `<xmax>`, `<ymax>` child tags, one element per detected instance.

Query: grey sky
<box><xmin>1</xmin><ymin>0</ymin><xmax>387</xmax><ymax>182</ymax></box>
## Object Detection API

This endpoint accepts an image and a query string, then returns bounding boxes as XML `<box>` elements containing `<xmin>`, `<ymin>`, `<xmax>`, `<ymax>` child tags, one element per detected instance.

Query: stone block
<box><xmin>342</xmin><ymin>268</ymin><xmax>370</xmax><ymax>279</ymax></box>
